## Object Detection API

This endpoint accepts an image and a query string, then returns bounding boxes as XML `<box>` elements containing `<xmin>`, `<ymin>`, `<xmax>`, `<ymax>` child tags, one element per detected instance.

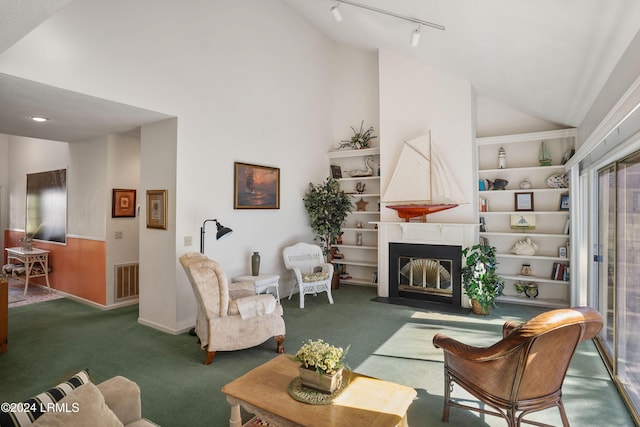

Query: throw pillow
<box><xmin>0</xmin><ymin>369</ymin><xmax>90</xmax><ymax>426</ymax></box>
<box><xmin>301</xmin><ymin>272</ymin><xmax>329</xmax><ymax>282</ymax></box>
<box><xmin>31</xmin><ymin>382</ymin><xmax>123</xmax><ymax>427</ymax></box>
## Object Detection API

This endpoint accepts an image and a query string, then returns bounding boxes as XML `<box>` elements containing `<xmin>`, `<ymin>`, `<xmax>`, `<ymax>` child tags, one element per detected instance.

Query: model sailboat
<box><xmin>383</xmin><ymin>131</ymin><xmax>467</xmax><ymax>222</ymax></box>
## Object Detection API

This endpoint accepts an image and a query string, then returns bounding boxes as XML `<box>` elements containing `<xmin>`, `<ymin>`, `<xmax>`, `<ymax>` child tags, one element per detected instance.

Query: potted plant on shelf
<box><xmin>340</xmin><ymin>120</ymin><xmax>377</xmax><ymax>150</ymax></box>
<box><xmin>461</xmin><ymin>243</ymin><xmax>505</xmax><ymax>315</ymax></box>
<box><xmin>292</xmin><ymin>339</ymin><xmax>349</xmax><ymax>394</ymax></box>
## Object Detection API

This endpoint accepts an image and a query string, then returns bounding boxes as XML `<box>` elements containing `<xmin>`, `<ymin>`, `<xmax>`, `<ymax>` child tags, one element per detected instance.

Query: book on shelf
<box><xmin>479</xmin><ymin>217</ymin><xmax>487</xmax><ymax>232</ymax></box>
<box><xmin>551</xmin><ymin>262</ymin><xmax>569</xmax><ymax>281</ymax></box>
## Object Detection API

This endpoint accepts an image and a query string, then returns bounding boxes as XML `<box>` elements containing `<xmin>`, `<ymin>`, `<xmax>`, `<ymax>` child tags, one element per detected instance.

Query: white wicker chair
<box><xmin>283</xmin><ymin>242</ymin><xmax>334</xmax><ymax>308</ymax></box>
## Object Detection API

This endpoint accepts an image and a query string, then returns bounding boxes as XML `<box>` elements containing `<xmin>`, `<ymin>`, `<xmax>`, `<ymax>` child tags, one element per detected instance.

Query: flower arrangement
<box><xmin>341</xmin><ymin>120</ymin><xmax>377</xmax><ymax>149</ymax></box>
<box><xmin>461</xmin><ymin>244</ymin><xmax>505</xmax><ymax>314</ymax></box>
<box><xmin>293</xmin><ymin>339</ymin><xmax>349</xmax><ymax>375</ymax></box>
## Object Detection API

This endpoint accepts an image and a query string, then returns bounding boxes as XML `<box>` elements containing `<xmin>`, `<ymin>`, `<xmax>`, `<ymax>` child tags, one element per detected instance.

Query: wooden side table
<box><xmin>5</xmin><ymin>247</ymin><xmax>52</xmax><ymax>296</ymax></box>
<box><xmin>232</xmin><ymin>274</ymin><xmax>281</xmax><ymax>301</ymax></box>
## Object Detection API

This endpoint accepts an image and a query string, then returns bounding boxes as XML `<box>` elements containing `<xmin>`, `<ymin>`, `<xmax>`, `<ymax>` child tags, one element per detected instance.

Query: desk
<box><xmin>5</xmin><ymin>247</ymin><xmax>51</xmax><ymax>296</ymax></box>
<box><xmin>232</xmin><ymin>274</ymin><xmax>280</xmax><ymax>301</ymax></box>
<box><xmin>221</xmin><ymin>354</ymin><xmax>417</xmax><ymax>427</ymax></box>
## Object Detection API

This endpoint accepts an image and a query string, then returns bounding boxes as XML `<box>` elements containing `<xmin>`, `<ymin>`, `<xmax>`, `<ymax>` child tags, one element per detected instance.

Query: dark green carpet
<box><xmin>0</xmin><ymin>286</ymin><xmax>634</xmax><ymax>426</ymax></box>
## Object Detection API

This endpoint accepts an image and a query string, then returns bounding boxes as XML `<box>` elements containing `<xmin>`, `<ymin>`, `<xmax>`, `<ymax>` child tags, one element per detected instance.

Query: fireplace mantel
<box><xmin>375</xmin><ymin>222</ymin><xmax>477</xmax><ymax>299</ymax></box>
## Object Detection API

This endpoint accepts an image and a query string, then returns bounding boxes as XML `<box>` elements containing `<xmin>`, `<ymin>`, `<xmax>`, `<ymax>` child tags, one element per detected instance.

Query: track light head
<box><xmin>410</xmin><ymin>25</ymin><xmax>421</xmax><ymax>47</ymax></box>
<box><xmin>331</xmin><ymin>4</ymin><xmax>343</xmax><ymax>22</ymax></box>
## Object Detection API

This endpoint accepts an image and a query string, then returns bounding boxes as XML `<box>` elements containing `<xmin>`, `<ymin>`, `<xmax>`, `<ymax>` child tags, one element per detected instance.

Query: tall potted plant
<box><xmin>303</xmin><ymin>177</ymin><xmax>352</xmax><ymax>256</ymax></box>
<box><xmin>461</xmin><ymin>244</ymin><xmax>505</xmax><ymax>315</ymax></box>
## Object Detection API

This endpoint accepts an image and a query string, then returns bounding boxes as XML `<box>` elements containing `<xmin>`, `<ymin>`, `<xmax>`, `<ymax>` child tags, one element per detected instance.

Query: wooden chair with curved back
<box><xmin>433</xmin><ymin>306</ymin><xmax>603</xmax><ymax>427</ymax></box>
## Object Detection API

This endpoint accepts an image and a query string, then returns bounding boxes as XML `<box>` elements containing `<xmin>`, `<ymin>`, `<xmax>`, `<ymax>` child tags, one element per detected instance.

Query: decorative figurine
<box><xmin>356</xmin><ymin>233</ymin><xmax>363</xmax><ymax>246</ymax></box>
<box><xmin>520</xmin><ymin>263</ymin><xmax>533</xmax><ymax>276</ymax></box>
<box><xmin>355</xmin><ymin>182</ymin><xmax>366</xmax><ymax>194</ymax></box>
<box><xmin>539</xmin><ymin>141</ymin><xmax>552</xmax><ymax>166</ymax></box>
<box><xmin>520</xmin><ymin>178</ymin><xmax>532</xmax><ymax>189</ymax></box>
<box><xmin>512</xmin><ymin>238</ymin><xmax>538</xmax><ymax>256</ymax></box>
<box><xmin>355</xmin><ymin>197</ymin><xmax>368</xmax><ymax>211</ymax></box>
<box><xmin>498</xmin><ymin>146</ymin><xmax>506</xmax><ymax>169</ymax></box>
<box><xmin>525</xmin><ymin>282</ymin><xmax>539</xmax><ymax>298</ymax></box>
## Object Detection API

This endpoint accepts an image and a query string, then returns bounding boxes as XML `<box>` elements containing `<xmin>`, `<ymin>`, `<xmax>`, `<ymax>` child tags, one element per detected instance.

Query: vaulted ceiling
<box><xmin>1</xmin><ymin>0</ymin><xmax>640</xmax><ymax>142</ymax></box>
<box><xmin>284</xmin><ymin>0</ymin><xmax>640</xmax><ymax>127</ymax></box>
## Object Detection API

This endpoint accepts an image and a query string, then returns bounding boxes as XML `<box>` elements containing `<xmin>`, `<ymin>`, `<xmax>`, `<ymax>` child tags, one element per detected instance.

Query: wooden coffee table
<box><xmin>221</xmin><ymin>354</ymin><xmax>417</xmax><ymax>427</ymax></box>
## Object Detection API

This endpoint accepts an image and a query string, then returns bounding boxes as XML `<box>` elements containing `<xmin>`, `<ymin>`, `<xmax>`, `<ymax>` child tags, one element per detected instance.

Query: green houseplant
<box><xmin>303</xmin><ymin>177</ymin><xmax>352</xmax><ymax>257</ymax></box>
<box><xmin>340</xmin><ymin>120</ymin><xmax>377</xmax><ymax>149</ymax></box>
<box><xmin>461</xmin><ymin>243</ymin><xmax>505</xmax><ymax>314</ymax></box>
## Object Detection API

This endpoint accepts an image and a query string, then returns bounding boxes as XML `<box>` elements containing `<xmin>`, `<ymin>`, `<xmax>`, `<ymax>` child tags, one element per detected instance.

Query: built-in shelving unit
<box><xmin>476</xmin><ymin>129</ymin><xmax>576</xmax><ymax>308</ymax></box>
<box><xmin>328</xmin><ymin>147</ymin><xmax>380</xmax><ymax>287</ymax></box>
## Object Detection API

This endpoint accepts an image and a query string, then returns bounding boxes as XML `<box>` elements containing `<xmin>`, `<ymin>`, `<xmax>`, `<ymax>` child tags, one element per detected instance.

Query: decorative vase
<box><xmin>251</xmin><ymin>252</ymin><xmax>260</xmax><ymax>276</ymax></box>
<box><xmin>19</xmin><ymin>236</ymin><xmax>33</xmax><ymax>251</ymax></box>
<box><xmin>471</xmin><ymin>299</ymin><xmax>490</xmax><ymax>315</ymax></box>
<box><xmin>298</xmin><ymin>367</ymin><xmax>343</xmax><ymax>394</ymax></box>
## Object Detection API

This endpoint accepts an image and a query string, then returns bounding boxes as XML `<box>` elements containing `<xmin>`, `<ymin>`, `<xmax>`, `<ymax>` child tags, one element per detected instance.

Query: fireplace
<box><xmin>376</xmin><ymin>222</ymin><xmax>476</xmax><ymax>308</ymax></box>
<box><xmin>389</xmin><ymin>243</ymin><xmax>462</xmax><ymax>306</ymax></box>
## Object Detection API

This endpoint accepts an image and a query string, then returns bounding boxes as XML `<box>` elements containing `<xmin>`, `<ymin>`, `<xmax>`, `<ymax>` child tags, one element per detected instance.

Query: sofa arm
<box><xmin>97</xmin><ymin>376</ymin><xmax>142</xmax><ymax>425</ymax></box>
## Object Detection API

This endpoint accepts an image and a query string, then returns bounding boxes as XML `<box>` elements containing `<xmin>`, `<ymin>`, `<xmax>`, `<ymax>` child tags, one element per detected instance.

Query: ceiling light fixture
<box><xmin>330</xmin><ymin>3</ymin><xmax>342</xmax><ymax>22</ymax></box>
<box><xmin>410</xmin><ymin>25</ymin><xmax>421</xmax><ymax>47</ymax></box>
<box><xmin>330</xmin><ymin>0</ymin><xmax>445</xmax><ymax>31</ymax></box>
<box><xmin>30</xmin><ymin>116</ymin><xmax>49</xmax><ymax>122</ymax></box>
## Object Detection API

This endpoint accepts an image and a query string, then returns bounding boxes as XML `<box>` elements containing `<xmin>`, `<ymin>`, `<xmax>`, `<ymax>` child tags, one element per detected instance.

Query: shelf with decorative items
<box><xmin>476</xmin><ymin>129</ymin><xmax>575</xmax><ymax>308</ymax></box>
<box><xmin>328</xmin><ymin>146</ymin><xmax>380</xmax><ymax>288</ymax></box>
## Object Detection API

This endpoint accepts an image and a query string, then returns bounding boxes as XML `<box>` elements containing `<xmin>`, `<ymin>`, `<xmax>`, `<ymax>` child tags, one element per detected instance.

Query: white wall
<box><xmin>0</xmin><ymin>0</ymin><xmax>340</xmax><ymax>332</ymax></box>
<box><xmin>105</xmin><ymin>133</ymin><xmax>140</xmax><ymax>304</ymax></box>
<box><xmin>378</xmin><ymin>49</ymin><xmax>475</xmax><ymax>224</ymax></box>
<box><xmin>68</xmin><ymin>136</ymin><xmax>107</xmax><ymax>239</ymax></box>
<box><xmin>6</xmin><ymin>136</ymin><xmax>70</xmax><ymax>232</ymax></box>
<box><xmin>332</xmin><ymin>45</ymin><xmax>380</xmax><ymax>147</ymax></box>
<box><xmin>579</xmin><ymin>30</ymin><xmax>640</xmax><ymax>147</ymax></box>
<box><xmin>476</xmin><ymin>97</ymin><xmax>565</xmax><ymax>138</ymax></box>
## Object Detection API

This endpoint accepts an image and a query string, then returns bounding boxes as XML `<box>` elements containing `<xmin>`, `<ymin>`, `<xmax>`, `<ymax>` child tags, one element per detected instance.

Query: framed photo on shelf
<box><xmin>510</xmin><ymin>214</ymin><xmax>536</xmax><ymax>230</ymax></box>
<box><xmin>234</xmin><ymin>162</ymin><xmax>280</xmax><ymax>209</ymax></box>
<box><xmin>112</xmin><ymin>189</ymin><xmax>136</xmax><ymax>218</ymax></box>
<box><xmin>515</xmin><ymin>192</ymin><xmax>534</xmax><ymax>211</ymax></box>
<box><xmin>559</xmin><ymin>193</ymin><xmax>570</xmax><ymax>210</ymax></box>
<box><xmin>146</xmin><ymin>190</ymin><xmax>167</xmax><ymax>230</ymax></box>
<box><xmin>330</xmin><ymin>165</ymin><xmax>342</xmax><ymax>179</ymax></box>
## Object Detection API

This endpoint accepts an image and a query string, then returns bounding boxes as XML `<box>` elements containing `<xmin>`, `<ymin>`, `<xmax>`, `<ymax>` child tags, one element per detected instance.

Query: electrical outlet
<box><xmin>115</xmin><ymin>231</ymin><xmax>123</xmax><ymax>239</ymax></box>
<box><xmin>184</xmin><ymin>236</ymin><xmax>192</xmax><ymax>246</ymax></box>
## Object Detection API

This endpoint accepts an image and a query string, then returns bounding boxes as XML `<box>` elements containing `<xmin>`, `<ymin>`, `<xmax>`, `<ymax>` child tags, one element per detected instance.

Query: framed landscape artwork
<box><xmin>112</xmin><ymin>189</ymin><xmax>136</xmax><ymax>218</ymax></box>
<box><xmin>234</xmin><ymin>162</ymin><xmax>280</xmax><ymax>209</ymax></box>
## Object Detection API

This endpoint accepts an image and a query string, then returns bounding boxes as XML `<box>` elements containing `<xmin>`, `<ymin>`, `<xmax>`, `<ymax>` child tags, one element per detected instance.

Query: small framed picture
<box><xmin>558</xmin><ymin>247</ymin><xmax>567</xmax><ymax>258</ymax></box>
<box><xmin>146</xmin><ymin>189</ymin><xmax>168</xmax><ymax>230</ymax></box>
<box><xmin>112</xmin><ymin>189</ymin><xmax>136</xmax><ymax>218</ymax></box>
<box><xmin>515</xmin><ymin>192</ymin><xmax>534</xmax><ymax>211</ymax></box>
<box><xmin>330</xmin><ymin>165</ymin><xmax>342</xmax><ymax>179</ymax></box>
<box><xmin>559</xmin><ymin>193</ymin><xmax>570</xmax><ymax>210</ymax></box>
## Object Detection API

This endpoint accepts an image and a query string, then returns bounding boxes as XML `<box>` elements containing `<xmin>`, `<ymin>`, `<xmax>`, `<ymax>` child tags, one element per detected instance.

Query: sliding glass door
<box><xmin>596</xmin><ymin>164</ymin><xmax>615</xmax><ymax>359</ymax></box>
<box><xmin>596</xmin><ymin>151</ymin><xmax>640</xmax><ymax>418</ymax></box>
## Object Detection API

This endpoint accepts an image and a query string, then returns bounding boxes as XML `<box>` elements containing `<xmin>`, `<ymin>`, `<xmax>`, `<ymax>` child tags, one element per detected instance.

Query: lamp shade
<box><xmin>215</xmin><ymin>222</ymin><xmax>233</xmax><ymax>240</ymax></box>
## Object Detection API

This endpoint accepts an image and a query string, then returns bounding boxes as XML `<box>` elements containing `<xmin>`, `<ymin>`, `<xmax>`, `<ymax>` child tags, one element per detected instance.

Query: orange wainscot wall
<box><xmin>4</xmin><ymin>230</ymin><xmax>107</xmax><ymax>305</ymax></box>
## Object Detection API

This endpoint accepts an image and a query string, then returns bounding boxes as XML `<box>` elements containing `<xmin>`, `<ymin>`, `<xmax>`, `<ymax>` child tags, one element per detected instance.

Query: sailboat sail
<box><xmin>383</xmin><ymin>131</ymin><xmax>466</xmax><ymax>220</ymax></box>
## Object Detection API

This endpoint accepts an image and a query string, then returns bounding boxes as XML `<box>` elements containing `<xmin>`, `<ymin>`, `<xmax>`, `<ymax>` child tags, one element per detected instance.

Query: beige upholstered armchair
<box><xmin>283</xmin><ymin>242</ymin><xmax>334</xmax><ymax>308</ymax></box>
<box><xmin>179</xmin><ymin>252</ymin><xmax>285</xmax><ymax>365</ymax></box>
<box><xmin>432</xmin><ymin>307</ymin><xmax>603</xmax><ymax>427</ymax></box>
